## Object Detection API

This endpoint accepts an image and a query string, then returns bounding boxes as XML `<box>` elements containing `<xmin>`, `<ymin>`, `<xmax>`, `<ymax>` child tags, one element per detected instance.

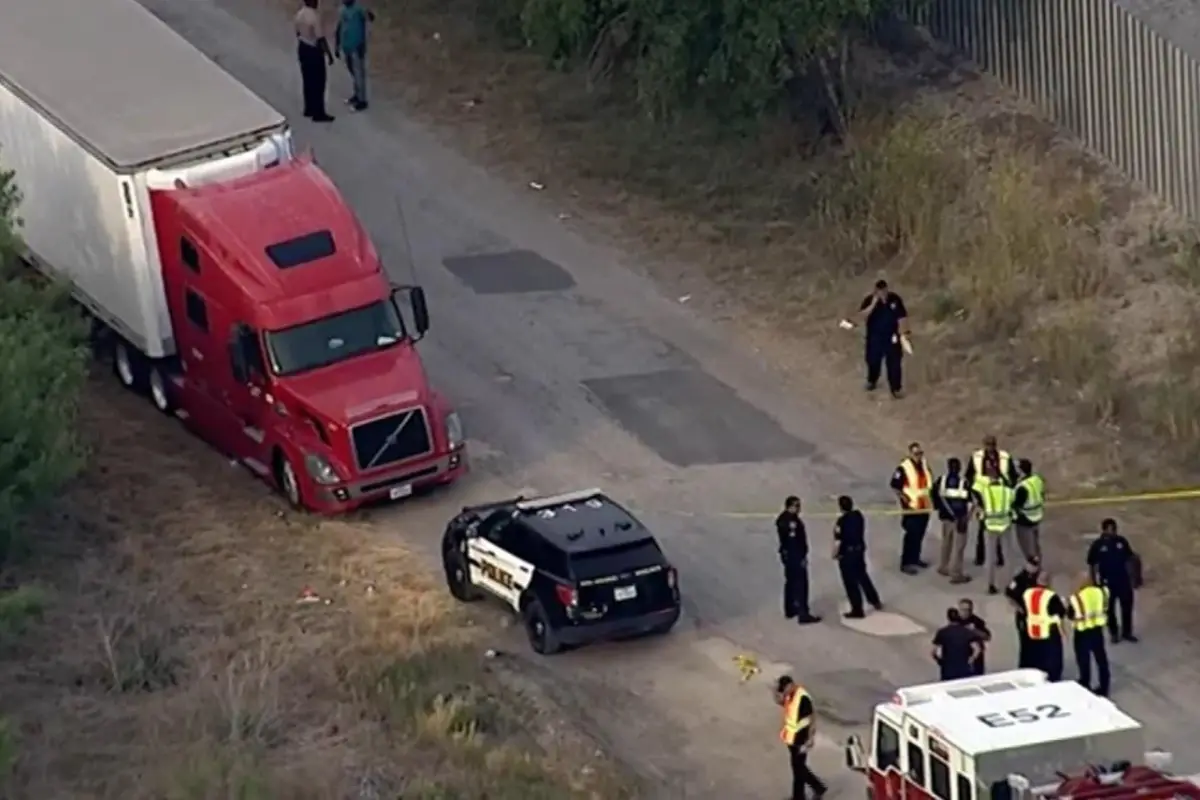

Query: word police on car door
<box><xmin>977</xmin><ymin>704</ymin><xmax>1069</xmax><ymax>728</ymax></box>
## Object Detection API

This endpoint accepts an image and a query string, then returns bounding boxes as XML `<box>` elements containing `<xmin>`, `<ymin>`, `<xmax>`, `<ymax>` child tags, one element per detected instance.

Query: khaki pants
<box><xmin>938</xmin><ymin>519</ymin><xmax>967</xmax><ymax>578</ymax></box>
<box><xmin>985</xmin><ymin>526</ymin><xmax>1013</xmax><ymax>588</ymax></box>
<box><xmin>1015</xmin><ymin>522</ymin><xmax>1041</xmax><ymax>562</ymax></box>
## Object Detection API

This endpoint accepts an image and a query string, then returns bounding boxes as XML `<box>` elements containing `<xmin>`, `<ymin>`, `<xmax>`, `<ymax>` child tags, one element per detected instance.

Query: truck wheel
<box><xmin>274</xmin><ymin>453</ymin><xmax>304</xmax><ymax>509</ymax></box>
<box><xmin>147</xmin><ymin>365</ymin><xmax>174</xmax><ymax>415</ymax></box>
<box><xmin>522</xmin><ymin>598</ymin><xmax>562</xmax><ymax>655</ymax></box>
<box><xmin>112</xmin><ymin>340</ymin><xmax>143</xmax><ymax>392</ymax></box>
<box><xmin>443</xmin><ymin>547</ymin><xmax>482</xmax><ymax>602</ymax></box>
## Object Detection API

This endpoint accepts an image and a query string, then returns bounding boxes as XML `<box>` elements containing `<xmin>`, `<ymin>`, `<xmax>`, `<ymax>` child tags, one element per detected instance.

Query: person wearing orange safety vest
<box><xmin>776</xmin><ymin>674</ymin><xmax>827</xmax><ymax>800</ymax></box>
<box><xmin>1022</xmin><ymin>571</ymin><xmax>1068</xmax><ymax>681</ymax></box>
<box><xmin>890</xmin><ymin>441</ymin><xmax>934</xmax><ymax>575</ymax></box>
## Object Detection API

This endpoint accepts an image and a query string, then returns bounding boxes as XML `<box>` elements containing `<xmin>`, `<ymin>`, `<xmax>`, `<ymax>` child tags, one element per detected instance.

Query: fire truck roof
<box><xmin>901</xmin><ymin>678</ymin><xmax>1141</xmax><ymax>756</ymax></box>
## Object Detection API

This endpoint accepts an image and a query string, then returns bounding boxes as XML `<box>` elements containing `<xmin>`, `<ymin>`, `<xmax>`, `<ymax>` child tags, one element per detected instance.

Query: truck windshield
<box><xmin>265</xmin><ymin>300</ymin><xmax>406</xmax><ymax>376</ymax></box>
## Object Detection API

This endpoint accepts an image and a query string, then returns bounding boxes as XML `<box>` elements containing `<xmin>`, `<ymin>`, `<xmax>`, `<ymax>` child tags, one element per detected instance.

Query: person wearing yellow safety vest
<box><xmin>889</xmin><ymin>442</ymin><xmax>934</xmax><ymax>575</ymax></box>
<box><xmin>1012</xmin><ymin>459</ymin><xmax>1045</xmax><ymax>563</ymax></box>
<box><xmin>971</xmin><ymin>465</ymin><xmax>1016</xmax><ymax>595</ymax></box>
<box><xmin>964</xmin><ymin>435</ymin><xmax>1020</xmax><ymax>568</ymax></box>
<box><xmin>1023</xmin><ymin>571</ymin><xmax>1068</xmax><ymax>681</ymax></box>
<box><xmin>775</xmin><ymin>674</ymin><xmax>827</xmax><ymax>800</ymax></box>
<box><xmin>1069</xmin><ymin>572</ymin><xmax>1111</xmax><ymax>696</ymax></box>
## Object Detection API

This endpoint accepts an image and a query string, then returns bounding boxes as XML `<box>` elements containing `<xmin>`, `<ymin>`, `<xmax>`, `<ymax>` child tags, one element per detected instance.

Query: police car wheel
<box><xmin>522</xmin><ymin>599</ymin><xmax>562</xmax><ymax>655</ymax></box>
<box><xmin>444</xmin><ymin>550</ymin><xmax>481</xmax><ymax>602</ymax></box>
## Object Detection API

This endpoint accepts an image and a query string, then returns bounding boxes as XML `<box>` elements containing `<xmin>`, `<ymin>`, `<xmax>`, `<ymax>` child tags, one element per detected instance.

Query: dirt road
<box><xmin>137</xmin><ymin>0</ymin><xmax>1200</xmax><ymax>794</ymax></box>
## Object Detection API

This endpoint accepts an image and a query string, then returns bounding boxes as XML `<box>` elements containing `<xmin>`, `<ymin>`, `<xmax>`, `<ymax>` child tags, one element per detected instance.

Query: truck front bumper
<box><xmin>311</xmin><ymin>446</ymin><xmax>467</xmax><ymax>513</ymax></box>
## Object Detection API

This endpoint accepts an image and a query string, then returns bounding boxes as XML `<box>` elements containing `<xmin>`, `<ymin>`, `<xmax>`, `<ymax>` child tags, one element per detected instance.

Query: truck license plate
<box><xmin>389</xmin><ymin>484</ymin><xmax>413</xmax><ymax>500</ymax></box>
<box><xmin>614</xmin><ymin>585</ymin><xmax>637</xmax><ymax>601</ymax></box>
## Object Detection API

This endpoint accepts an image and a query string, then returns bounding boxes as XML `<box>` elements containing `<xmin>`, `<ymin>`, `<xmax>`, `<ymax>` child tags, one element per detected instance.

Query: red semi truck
<box><xmin>0</xmin><ymin>0</ymin><xmax>466</xmax><ymax>512</ymax></box>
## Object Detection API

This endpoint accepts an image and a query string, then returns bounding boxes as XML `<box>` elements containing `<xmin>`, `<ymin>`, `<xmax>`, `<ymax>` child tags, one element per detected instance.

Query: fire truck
<box><xmin>844</xmin><ymin>669</ymin><xmax>1196</xmax><ymax>800</ymax></box>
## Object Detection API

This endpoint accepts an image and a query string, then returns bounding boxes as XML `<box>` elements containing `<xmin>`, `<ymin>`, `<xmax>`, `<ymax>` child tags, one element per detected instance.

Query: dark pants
<box><xmin>1074</xmin><ymin>629</ymin><xmax>1111</xmax><ymax>695</ymax></box>
<box><xmin>972</xmin><ymin>652</ymin><xmax>986</xmax><ymax>676</ymax></box>
<box><xmin>973</xmin><ymin>520</ymin><xmax>1004</xmax><ymax>567</ymax></box>
<box><xmin>865</xmin><ymin>338</ymin><xmax>903</xmax><ymax>392</ymax></box>
<box><xmin>784</xmin><ymin>562</ymin><xmax>811</xmax><ymax>618</ymax></box>
<box><xmin>789</xmin><ymin>744</ymin><xmax>827</xmax><ymax>800</ymax></box>
<box><xmin>939</xmin><ymin>661</ymin><xmax>973</xmax><ymax>681</ymax></box>
<box><xmin>1105</xmin><ymin>581</ymin><xmax>1135</xmax><ymax>639</ymax></box>
<box><xmin>1031</xmin><ymin>635</ymin><xmax>1064</xmax><ymax>681</ymax></box>
<box><xmin>839</xmin><ymin>554</ymin><xmax>882</xmax><ymax>615</ymax></box>
<box><xmin>297</xmin><ymin>42</ymin><xmax>328</xmax><ymax>117</ymax></box>
<box><xmin>1015</xmin><ymin>619</ymin><xmax>1034</xmax><ymax>668</ymax></box>
<box><xmin>900</xmin><ymin>513</ymin><xmax>930</xmax><ymax>567</ymax></box>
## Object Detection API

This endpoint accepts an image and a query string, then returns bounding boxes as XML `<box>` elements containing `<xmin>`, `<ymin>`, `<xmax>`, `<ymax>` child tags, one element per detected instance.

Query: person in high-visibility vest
<box><xmin>964</xmin><ymin>435</ymin><xmax>1019</xmax><ymax>567</ymax></box>
<box><xmin>1023</xmin><ymin>571</ymin><xmax>1068</xmax><ymax>681</ymax></box>
<box><xmin>1012</xmin><ymin>459</ymin><xmax>1045</xmax><ymax>563</ymax></box>
<box><xmin>1069</xmin><ymin>572</ymin><xmax>1111</xmax><ymax>696</ymax></box>
<box><xmin>775</xmin><ymin>675</ymin><xmax>827</xmax><ymax>800</ymax></box>
<box><xmin>889</xmin><ymin>442</ymin><xmax>934</xmax><ymax>575</ymax></box>
<box><xmin>972</xmin><ymin>466</ymin><xmax>1015</xmax><ymax>595</ymax></box>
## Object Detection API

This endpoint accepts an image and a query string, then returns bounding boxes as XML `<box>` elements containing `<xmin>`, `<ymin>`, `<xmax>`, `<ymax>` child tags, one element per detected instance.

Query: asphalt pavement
<box><xmin>135</xmin><ymin>0</ymin><xmax>1200</xmax><ymax>794</ymax></box>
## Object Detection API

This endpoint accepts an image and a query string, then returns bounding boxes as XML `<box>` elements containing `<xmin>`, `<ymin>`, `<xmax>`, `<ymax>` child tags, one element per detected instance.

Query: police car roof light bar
<box><xmin>515</xmin><ymin>488</ymin><xmax>603</xmax><ymax>512</ymax></box>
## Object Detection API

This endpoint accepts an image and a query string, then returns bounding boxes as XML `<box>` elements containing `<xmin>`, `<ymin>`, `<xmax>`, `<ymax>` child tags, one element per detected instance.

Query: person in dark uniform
<box><xmin>1087</xmin><ymin>518</ymin><xmax>1138</xmax><ymax>643</ymax></box>
<box><xmin>1005</xmin><ymin>557</ymin><xmax>1041</xmax><ymax>669</ymax></box>
<box><xmin>776</xmin><ymin>675</ymin><xmax>827</xmax><ymax>800</ymax></box>
<box><xmin>777</xmin><ymin>496</ymin><xmax>821</xmax><ymax>625</ymax></box>
<box><xmin>832</xmin><ymin>495</ymin><xmax>883</xmax><ymax>619</ymax></box>
<box><xmin>1023</xmin><ymin>570</ymin><xmax>1068</xmax><ymax>681</ymax></box>
<box><xmin>931</xmin><ymin>608</ymin><xmax>983</xmax><ymax>681</ymax></box>
<box><xmin>890</xmin><ymin>442</ymin><xmax>934</xmax><ymax>574</ymax></box>
<box><xmin>957</xmin><ymin>598</ymin><xmax>991</xmax><ymax>675</ymax></box>
<box><xmin>858</xmin><ymin>279</ymin><xmax>909</xmax><ymax>399</ymax></box>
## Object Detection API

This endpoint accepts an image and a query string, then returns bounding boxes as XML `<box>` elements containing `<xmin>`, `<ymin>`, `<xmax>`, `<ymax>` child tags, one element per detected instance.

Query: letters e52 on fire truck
<box><xmin>440</xmin><ymin>488</ymin><xmax>681</xmax><ymax>655</ymax></box>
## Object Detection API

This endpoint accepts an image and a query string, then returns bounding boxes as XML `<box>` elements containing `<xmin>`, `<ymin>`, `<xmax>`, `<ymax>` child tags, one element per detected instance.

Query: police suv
<box><xmin>440</xmin><ymin>488</ymin><xmax>682</xmax><ymax>654</ymax></box>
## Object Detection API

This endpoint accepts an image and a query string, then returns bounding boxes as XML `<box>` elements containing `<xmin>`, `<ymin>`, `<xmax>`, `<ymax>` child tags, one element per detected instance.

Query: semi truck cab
<box><xmin>151</xmin><ymin>157</ymin><xmax>466</xmax><ymax>512</ymax></box>
<box><xmin>844</xmin><ymin>670</ymin><xmax>1185</xmax><ymax>800</ymax></box>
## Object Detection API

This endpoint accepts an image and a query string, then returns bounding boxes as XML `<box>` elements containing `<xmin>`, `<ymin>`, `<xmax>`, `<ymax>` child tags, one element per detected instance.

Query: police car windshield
<box><xmin>569</xmin><ymin>539</ymin><xmax>662</xmax><ymax>580</ymax></box>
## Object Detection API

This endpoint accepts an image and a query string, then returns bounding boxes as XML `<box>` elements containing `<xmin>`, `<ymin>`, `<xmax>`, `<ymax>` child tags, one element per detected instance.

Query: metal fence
<box><xmin>897</xmin><ymin>0</ymin><xmax>1200</xmax><ymax>220</ymax></box>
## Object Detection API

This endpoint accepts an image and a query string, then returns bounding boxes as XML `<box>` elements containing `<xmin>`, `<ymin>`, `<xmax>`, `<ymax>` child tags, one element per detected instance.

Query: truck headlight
<box><xmin>304</xmin><ymin>453</ymin><xmax>340</xmax><ymax>485</ymax></box>
<box><xmin>445</xmin><ymin>411</ymin><xmax>464</xmax><ymax>449</ymax></box>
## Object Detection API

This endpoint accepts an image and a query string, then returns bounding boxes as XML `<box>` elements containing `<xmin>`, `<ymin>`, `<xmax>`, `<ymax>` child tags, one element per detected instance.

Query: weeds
<box><xmin>0</xmin><ymin>585</ymin><xmax>45</xmax><ymax>640</ymax></box>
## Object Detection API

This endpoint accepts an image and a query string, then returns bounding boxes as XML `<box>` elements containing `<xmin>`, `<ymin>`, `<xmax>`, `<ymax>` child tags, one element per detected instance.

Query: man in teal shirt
<box><xmin>335</xmin><ymin>0</ymin><xmax>373</xmax><ymax>110</ymax></box>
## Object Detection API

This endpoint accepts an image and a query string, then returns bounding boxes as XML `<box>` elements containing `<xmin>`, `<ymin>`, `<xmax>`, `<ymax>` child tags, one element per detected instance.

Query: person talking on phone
<box><xmin>858</xmin><ymin>279</ymin><xmax>910</xmax><ymax>399</ymax></box>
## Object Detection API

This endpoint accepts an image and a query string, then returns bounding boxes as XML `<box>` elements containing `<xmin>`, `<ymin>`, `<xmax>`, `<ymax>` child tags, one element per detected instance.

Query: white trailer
<box><xmin>0</xmin><ymin>0</ymin><xmax>292</xmax><ymax>359</ymax></box>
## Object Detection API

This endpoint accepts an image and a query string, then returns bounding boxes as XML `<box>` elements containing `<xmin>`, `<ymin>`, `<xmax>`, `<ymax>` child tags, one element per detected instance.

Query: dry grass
<box><xmin>279</xmin><ymin>0</ymin><xmax>1200</xmax><ymax>614</ymax></box>
<box><xmin>0</xmin><ymin>374</ymin><xmax>634</xmax><ymax>799</ymax></box>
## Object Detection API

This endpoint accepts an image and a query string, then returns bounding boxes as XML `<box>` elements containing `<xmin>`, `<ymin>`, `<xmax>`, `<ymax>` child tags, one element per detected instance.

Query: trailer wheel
<box><xmin>112</xmin><ymin>340</ymin><xmax>143</xmax><ymax>391</ymax></box>
<box><xmin>147</xmin><ymin>365</ymin><xmax>174</xmax><ymax>415</ymax></box>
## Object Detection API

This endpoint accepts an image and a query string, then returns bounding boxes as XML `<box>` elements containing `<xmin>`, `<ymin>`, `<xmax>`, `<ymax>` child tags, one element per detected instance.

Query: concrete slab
<box><xmin>583</xmin><ymin>368</ymin><xmax>815</xmax><ymax>467</ymax></box>
<box><xmin>840</xmin><ymin>611</ymin><xmax>927</xmax><ymax>637</ymax></box>
<box><xmin>443</xmin><ymin>249</ymin><xmax>576</xmax><ymax>294</ymax></box>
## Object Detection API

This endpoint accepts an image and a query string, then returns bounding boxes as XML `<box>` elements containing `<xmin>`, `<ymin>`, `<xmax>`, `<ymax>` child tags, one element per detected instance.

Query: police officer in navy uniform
<box><xmin>1005</xmin><ymin>557</ymin><xmax>1041</xmax><ymax>668</ymax></box>
<box><xmin>777</xmin><ymin>496</ymin><xmax>821</xmax><ymax>625</ymax></box>
<box><xmin>1087</xmin><ymin>518</ymin><xmax>1138</xmax><ymax>643</ymax></box>
<box><xmin>858</xmin><ymin>279</ymin><xmax>909</xmax><ymax>399</ymax></box>
<box><xmin>832</xmin><ymin>495</ymin><xmax>883</xmax><ymax>619</ymax></box>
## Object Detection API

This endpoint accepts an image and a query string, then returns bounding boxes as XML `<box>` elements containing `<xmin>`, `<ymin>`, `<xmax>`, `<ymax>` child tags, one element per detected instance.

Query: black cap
<box><xmin>776</xmin><ymin>674</ymin><xmax>794</xmax><ymax>693</ymax></box>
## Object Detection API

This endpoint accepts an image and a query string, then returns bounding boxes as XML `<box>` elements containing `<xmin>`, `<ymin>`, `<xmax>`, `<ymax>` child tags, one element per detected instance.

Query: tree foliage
<box><xmin>0</xmin><ymin>152</ymin><xmax>90</xmax><ymax>562</ymax></box>
<box><xmin>513</xmin><ymin>0</ymin><xmax>901</xmax><ymax>122</ymax></box>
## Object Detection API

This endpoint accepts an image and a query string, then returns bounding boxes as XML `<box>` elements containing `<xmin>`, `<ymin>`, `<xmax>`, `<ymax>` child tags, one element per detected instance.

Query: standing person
<box><xmin>931</xmin><ymin>609</ymin><xmax>983</xmax><ymax>681</ymax></box>
<box><xmin>957</xmin><ymin>598</ymin><xmax>991</xmax><ymax>675</ymax></box>
<box><xmin>1023</xmin><ymin>570</ymin><xmax>1068</xmax><ymax>681</ymax></box>
<box><xmin>1005</xmin><ymin>557</ymin><xmax>1041</xmax><ymax>669</ymax></box>
<box><xmin>335</xmin><ymin>0</ymin><xmax>374</xmax><ymax>111</ymax></box>
<box><xmin>1087</xmin><ymin>518</ymin><xmax>1138</xmax><ymax>643</ymax></box>
<box><xmin>1012</xmin><ymin>459</ymin><xmax>1045</xmax><ymax>563</ymax></box>
<box><xmin>972</xmin><ymin>466</ymin><xmax>1015</xmax><ymax>595</ymax></box>
<box><xmin>858</xmin><ymin>279</ymin><xmax>910</xmax><ymax>399</ymax></box>
<box><xmin>776</xmin><ymin>496</ymin><xmax>821</xmax><ymax>625</ymax></box>
<box><xmin>890</xmin><ymin>442</ymin><xmax>934</xmax><ymax>575</ymax></box>
<box><xmin>294</xmin><ymin>0</ymin><xmax>335</xmax><ymax>121</ymax></box>
<box><xmin>775</xmin><ymin>675</ymin><xmax>828</xmax><ymax>800</ymax></box>
<box><xmin>1069</xmin><ymin>572</ymin><xmax>1111</xmax><ymax>696</ymax></box>
<box><xmin>832</xmin><ymin>495</ymin><xmax>883</xmax><ymax>619</ymax></box>
<box><xmin>965</xmin><ymin>435</ymin><xmax>1018</xmax><ymax>567</ymax></box>
<box><xmin>931</xmin><ymin>457</ymin><xmax>972</xmax><ymax>584</ymax></box>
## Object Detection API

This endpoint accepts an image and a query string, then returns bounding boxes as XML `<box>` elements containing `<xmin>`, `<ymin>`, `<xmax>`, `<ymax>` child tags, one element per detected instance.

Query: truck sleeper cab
<box><xmin>151</xmin><ymin>158</ymin><xmax>466</xmax><ymax>512</ymax></box>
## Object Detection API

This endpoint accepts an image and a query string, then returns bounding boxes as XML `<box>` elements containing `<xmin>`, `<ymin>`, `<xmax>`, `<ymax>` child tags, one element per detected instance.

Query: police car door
<box><xmin>467</xmin><ymin>513</ymin><xmax>531</xmax><ymax>609</ymax></box>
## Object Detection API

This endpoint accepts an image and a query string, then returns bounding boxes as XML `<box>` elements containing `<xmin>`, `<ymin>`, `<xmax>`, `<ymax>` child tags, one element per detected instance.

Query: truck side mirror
<box><xmin>410</xmin><ymin>286</ymin><xmax>430</xmax><ymax>336</ymax></box>
<box><xmin>845</xmin><ymin>735</ymin><xmax>867</xmax><ymax>772</ymax></box>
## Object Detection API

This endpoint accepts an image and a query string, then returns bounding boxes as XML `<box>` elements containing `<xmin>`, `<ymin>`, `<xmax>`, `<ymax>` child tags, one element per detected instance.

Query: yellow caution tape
<box><xmin>733</xmin><ymin>653</ymin><xmax>760</xmax><ymax>682</ymax></box>
<box><xmin>652</xmin><ymin>488</ymin><xmax>1200</xmax><ymax>521</ymax></box>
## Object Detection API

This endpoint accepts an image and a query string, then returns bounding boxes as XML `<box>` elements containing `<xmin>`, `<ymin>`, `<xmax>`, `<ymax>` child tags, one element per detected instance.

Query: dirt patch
<box><xmin>273</xmin><ymin>1</ymin><xmax>1200</xmax><ymax>613</ymax></box>
<box><xmin>0</xmin><ymin>374</ymin><xmax>635</xmax><ymax>798</ymax></box>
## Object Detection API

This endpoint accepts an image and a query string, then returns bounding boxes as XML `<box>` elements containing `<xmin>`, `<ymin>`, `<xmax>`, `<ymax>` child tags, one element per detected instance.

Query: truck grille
<box><xmin>350</xmin><ymin>407</ymin><xmax>433</xmax><ymax>471</ymax></box>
